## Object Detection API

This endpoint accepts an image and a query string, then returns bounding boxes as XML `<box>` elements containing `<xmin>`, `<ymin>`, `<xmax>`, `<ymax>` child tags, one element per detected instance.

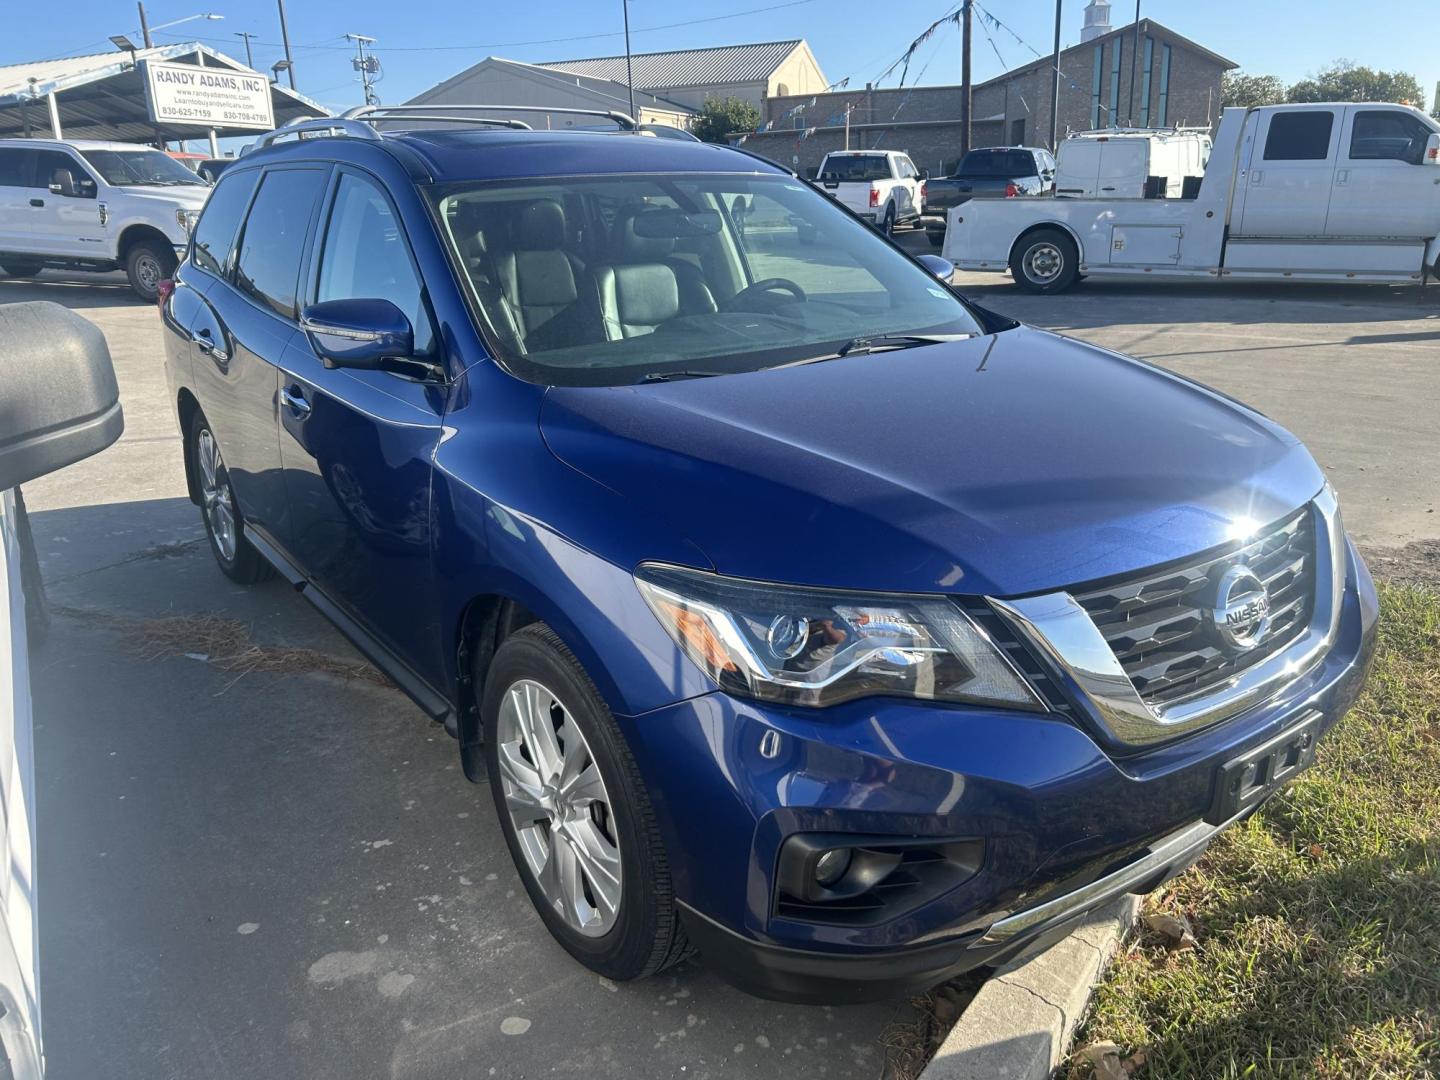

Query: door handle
<box><xmin>192</xmin><ymin>327</ymin><xmax>229</xmax><ymax>364</ymax></box>
<box><xmin>1335</xmin><ymin>169</ymin><xmax>1350</xmax><ymax>186</ymax></box>
<box><xmin>281</xmin><ymin>385</ymin><xmax>312</xmax><ymax>418</ymax></box>
<box><xmin>29</xmin><ymin>198</ymin><xmax>43</xmax><ymax>208</ymax></box>
<box><xmin>1250</xmin><ymin>171</ymin><xmax>1264</xmax><ymax>186</ymax></box>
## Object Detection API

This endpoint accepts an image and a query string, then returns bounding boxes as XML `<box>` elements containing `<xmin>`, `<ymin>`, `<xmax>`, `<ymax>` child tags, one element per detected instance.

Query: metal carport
<box><xmin>0</xmin><ymin>42</ymin><xmax>327</xmax><ymax>150</ymax></box>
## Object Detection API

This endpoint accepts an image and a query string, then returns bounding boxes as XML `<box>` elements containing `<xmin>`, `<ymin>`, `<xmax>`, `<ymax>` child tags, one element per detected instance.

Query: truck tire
<box><xmin>124</xmin><ymin>241</ymin><xmax>176</xmax><ymax>302</ymax></box>
<box><xmin>1010</xmin><ymin>229</ymin><xmax>1079</xmax><ymax>293</ymax></box>
<box><xmin>0</xmin><ymin>260</ymin><xmax>43</xmax><ymax>278</ymax></box>
<box><xmin>927</xmin><ymin>229</ymin><xmax>944</xmax><ymax>249</ymax></box>
<box><xmin>881</xmin><ymin>203</ymin><xmax>896</xmax><ymax>236</ymax></box>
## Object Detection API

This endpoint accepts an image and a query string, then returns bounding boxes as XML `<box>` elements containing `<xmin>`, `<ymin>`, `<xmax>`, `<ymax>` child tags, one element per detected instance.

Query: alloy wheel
<box><xmin>196</xmin><ymin>428</ymin><xmax>237</xmax><ymax>562</ymax></box>
<box><xmin>496</xmin><ymin>678</ymin><xmax>622</xmax><ymax>937</ymax></box>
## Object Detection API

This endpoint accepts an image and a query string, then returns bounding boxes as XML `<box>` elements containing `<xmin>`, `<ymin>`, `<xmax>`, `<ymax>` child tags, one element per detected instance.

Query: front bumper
<box><xmin>620</xmin><ymin>540</ymin><xmax>1378</xmax><ymax>1003</ymax></box>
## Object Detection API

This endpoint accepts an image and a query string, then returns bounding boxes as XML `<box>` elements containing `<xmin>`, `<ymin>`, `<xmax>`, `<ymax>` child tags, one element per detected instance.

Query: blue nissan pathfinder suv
<box><xmin>160</xmin><ymin>106</ymin><xmax>1378</xmax><ymax>1003</ymax></box>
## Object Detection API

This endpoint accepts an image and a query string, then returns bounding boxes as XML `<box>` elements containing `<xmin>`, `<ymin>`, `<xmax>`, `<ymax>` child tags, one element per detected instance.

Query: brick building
<box><xmin>739</xmin><ymin>16</ymin><xmax>1235</xmax><ymax>177</ymax></box>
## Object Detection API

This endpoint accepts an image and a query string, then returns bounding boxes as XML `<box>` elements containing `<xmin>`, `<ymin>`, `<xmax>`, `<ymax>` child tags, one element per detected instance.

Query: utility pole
<box><xmin>137</xmin><ymin>2</ymin><xmax>153</xmax><ymax>47</ymax></box>
<box><xmin>276</xmin><ymin>0</ymin><xmax>296</xmax><ymax>89</ymax></box>
<box><xmin>959</xmin><ymin>0</ymin><xmax>972</xmax><ymax>154</ymax></box>
<box><xmin>1127</xmin><ymin>0</ymin><xmax>1141</xmax><ymax>124</ymax></box>
<box><xmin>621</xmin><ymin>0</ymin><xmax>637</xmax><ymax>122</ymax></box>
<box><xmin>236</xmin><ymin>31</ymin><xmax>257</xmax><ymax>69</ymax></box>
<box><xmin>1049</xmin><ymin>0</ymin><xmax>1062</xmax><ymax>150</ymax></box>
<box><xmin>347</xmin><ymin>33</ymin><xmax>379</xmax><ymax>106</ymax></box>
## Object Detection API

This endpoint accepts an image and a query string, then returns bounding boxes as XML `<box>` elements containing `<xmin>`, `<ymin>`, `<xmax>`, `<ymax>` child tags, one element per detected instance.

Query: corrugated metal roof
<box><xmin>539</xmin><ymin>40</ymin><xmax>803</xmax><ymax>89</ymax></box>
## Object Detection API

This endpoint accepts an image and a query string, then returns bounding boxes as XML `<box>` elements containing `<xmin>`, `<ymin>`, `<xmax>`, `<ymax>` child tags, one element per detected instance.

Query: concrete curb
<box><xmin>920</xmin><ymin>895</ymin><xmax>1142</xmax><ymax>1080</ymax></box>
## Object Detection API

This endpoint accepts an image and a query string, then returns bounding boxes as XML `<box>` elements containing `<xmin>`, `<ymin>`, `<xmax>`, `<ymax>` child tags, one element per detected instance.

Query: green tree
<box><xmin>1221</xmin><ymin>71</ymin><xmax>1287</xmax><ymax>110</ymax></box>
<box><xmin>693</xmin><ymin>96</ymin><xmax>761</xmax><ymax>143</ymax></box>
<box><xmin>1286</xmin><ymin>60</ymin><xmax>1426</xmax><ymax>106</ymax></box>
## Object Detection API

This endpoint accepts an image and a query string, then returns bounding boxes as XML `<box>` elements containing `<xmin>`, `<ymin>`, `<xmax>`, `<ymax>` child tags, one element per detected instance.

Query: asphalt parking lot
<box><xmin>8</xmin><ymin>253</ymin><xmax>1439</xmax><ymax>1080</ymax></box>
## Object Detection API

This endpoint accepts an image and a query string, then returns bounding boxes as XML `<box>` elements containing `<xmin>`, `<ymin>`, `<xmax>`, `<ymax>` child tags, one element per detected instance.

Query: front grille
<box><xmin>1073</xmin><ymin>508</ymin><xmax>1316</xmax><ymax>705</ymax></box>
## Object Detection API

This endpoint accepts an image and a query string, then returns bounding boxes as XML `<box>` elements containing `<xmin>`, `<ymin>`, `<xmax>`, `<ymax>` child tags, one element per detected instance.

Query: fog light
<box><xmin>814</xmin><ymin>848</ymin><xmax>851</xmax><ymax>887</ymax></box>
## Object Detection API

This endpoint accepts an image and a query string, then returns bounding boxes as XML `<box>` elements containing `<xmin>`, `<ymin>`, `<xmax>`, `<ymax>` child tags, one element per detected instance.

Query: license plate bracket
<box><xmin>1207</xmin><ymin>710</ymin><xmax>1323</xmax><ymax>825</ymax></box>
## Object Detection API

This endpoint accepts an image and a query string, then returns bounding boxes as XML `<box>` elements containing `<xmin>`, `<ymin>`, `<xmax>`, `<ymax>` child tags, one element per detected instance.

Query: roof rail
<box><xmin>342</xmin><ymin>104</ymin><xmax>639</xmax><ymax>132</ymax></box>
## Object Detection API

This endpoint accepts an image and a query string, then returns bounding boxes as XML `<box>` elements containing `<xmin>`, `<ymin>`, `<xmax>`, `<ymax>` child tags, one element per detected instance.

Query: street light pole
<box><xmin>621</xmin><ymin>0</ymin><xmax>636</xmax><ymax>122</ymax></box>
<box><xmin>959</xmin><ymin>0</ymin><xmax>972</xmax><ymax>155</ymax></box>
<box><xmin>1049</xmin><ymin>0</ymin><xmax>1062</xmax><ymax>150</ymax></box>
<box><xmin>137</xmin><ymin>2</ymin><xmax>153</xmax><ymax>48</ymax></box>
<box><xmin>276</xmin><ymin>0</ymin><xmax>296</xmax><ymax>89</ymax></box>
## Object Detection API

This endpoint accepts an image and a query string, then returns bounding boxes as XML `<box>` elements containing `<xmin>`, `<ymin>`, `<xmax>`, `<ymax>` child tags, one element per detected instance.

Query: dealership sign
<box><xmin>141</xmin><ymin>60</ymin><xmax>275</xmax><ymax>130</ymax></box>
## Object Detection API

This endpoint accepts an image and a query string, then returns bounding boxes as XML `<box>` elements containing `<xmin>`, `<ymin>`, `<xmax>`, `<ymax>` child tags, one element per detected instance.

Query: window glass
<box><xmin>955</xmin><ymin>150</ymin><xmax>1036</xmax><ymax>177</ymax></box>
<box><xmin>78</xmin><ymin>149</ymin><xmax>205</xmax><ymax>187</ymax></box>
<box><xmin>1349</xmin><ymin>110</ymin><xmax>1432</xmax><ymax>165</ymax></box>
<box><xmin>316</xmin><ymin>173</ymin><xmax>434</xmax><ymax>354</ymax></box>
<box><xmin>191</xmin><ymin>169</ymin><xmax>258</xmax><ymax>277</ymax></box>
<box><xmin>1090</xmin><ymin>45</ymin><xmax>1104</xmax><ymax>129</ymax></box>
<box><xmin>0</xmin><ymin>149</ymin><xmax>30</xmax><ymax>187</ymax></box>
<box><xmin>432</xmin><ymin>174</ymin><xmax>984</xmax><ymax>387</ymax></box>
<box><xmin>1139</xmin><ymin>37</ymin><xmax>1154</xmax><ymax>126</ymax></box>
<box><xmin>818</xmin><ymin>155</ymin><xmax>892</xmax><ymax>182</ymax></box>
<box><xmin>1157</xmin><ymin>44</ymin><xmax>1172</xmax><ymax>127</ymax></box>
<box><xmin>31</xmin><ymin>150</ymin><xmax>82</xmax><ymax>190</ymax></box>
<box><xmin>1264</xmin><ymin>111</ymin><xmax>1335</xmax><ymax>161</ymax></box>
<box><xmin>234</xmin><ymin>168</ymin><xmax>327</xmax><ymax>320</ymax></box>
<box><xmin>1108</xmin><ymin>39</ymin><xmax>1123</xmax><ymax>124</ymax></box>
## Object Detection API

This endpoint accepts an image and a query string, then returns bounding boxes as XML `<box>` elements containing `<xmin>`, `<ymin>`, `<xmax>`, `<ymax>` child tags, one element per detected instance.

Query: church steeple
<box><xmin>1081</xmin><ymin>0</ymin><xmax>1113</xmax><ymax>42</ymax></box>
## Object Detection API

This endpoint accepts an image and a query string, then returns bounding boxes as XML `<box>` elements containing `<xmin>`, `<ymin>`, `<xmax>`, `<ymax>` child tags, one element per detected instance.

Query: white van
<box><xmin>1055</xmin><ymin>128</ymin><xmax>1212</xmax><ymax>200</ymax></box>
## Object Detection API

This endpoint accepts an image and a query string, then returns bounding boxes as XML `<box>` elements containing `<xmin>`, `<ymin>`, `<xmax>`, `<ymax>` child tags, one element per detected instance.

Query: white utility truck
<box><xmin>1055</xmin><ymin>128</ymin><xmax>1211</xmax><ymax>199</ymax></box>
<box><xmin>943</xmin><ymin>102</ymin><xmax>1440</xmax><ymax>292</ymax></box>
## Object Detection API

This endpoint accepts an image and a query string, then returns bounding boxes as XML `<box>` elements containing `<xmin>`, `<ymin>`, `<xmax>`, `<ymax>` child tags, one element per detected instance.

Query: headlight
<box><xmin>634</xmin><ymin>563</ymin><xmax>1042</xmax><ymax>710</ymax></box>
<box><xmin>176</xmin><ymin>209</ymin><xmax>200</xmax><ymax>233</ymax></box>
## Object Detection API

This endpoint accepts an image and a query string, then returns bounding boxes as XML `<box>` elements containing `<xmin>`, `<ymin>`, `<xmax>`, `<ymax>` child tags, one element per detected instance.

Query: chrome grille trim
<box><xmin>990</xmin><ymin>488</ymin><xmax>1344</xmax><ymax>748</ymax></box>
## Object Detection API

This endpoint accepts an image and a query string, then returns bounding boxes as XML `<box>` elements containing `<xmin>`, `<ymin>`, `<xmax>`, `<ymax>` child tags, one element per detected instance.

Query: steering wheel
<box><xmin>724</xmin><ymin>277</ymin><xmax>807</xmax><ymax>310</ymax></box>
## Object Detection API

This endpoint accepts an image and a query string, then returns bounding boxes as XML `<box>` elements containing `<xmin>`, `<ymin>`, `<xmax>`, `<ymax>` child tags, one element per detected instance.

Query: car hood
<box><xmin>539</xmin><ymin>327</ymin><xmax>1325</xmax><ymax>597</ymax></box>
<box><xmin>117</xmin><ymin>185</ymin><xmax>210</xmax><ymax>209</ymax></box>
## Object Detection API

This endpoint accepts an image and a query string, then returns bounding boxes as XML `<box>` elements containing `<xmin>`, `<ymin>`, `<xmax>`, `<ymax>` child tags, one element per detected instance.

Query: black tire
<box><xmin>927</xmin><ymin>229</ymin><xmax>945</xmax><ymax>249</ymax></box>
<box><xmin>0</xmin><ymin>260</ymin><xmax>43</xmax><ymax>278</ymax></box>
<box><xmin>124</xmin><ymin>241</ymin><xmax>176</xmax><ymax>302</ymax></box>
<box><xmin>1009</xmin><ymin>228</ymin><xmax>1079</xmax><ymax>293</ymax></box>
<box><xmin>881</xmin><ymin>203</ymin><xmax>897</xmax><ymax>236</ymax></box>
<box><xmin>187</xmin><ymin>411</ymin><xmax>273</xmax><ymax>584</ymax></box>
<box><xmin>482</xmin><ymin>623</ymin><xmax>688</xmax><ymax>981</ymax></box>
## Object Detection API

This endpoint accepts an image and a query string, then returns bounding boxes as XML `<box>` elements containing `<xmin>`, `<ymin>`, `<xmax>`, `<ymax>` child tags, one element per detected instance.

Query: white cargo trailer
<box><xmin>943</xmin><ymin>102</ymin><xmax>1440</xmax><ymax>292</ymax></box>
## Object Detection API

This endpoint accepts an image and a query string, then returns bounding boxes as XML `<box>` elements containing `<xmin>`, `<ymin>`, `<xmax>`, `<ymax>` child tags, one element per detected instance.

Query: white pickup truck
<box><xmin>815</xmin><ymin>150</ymin><xmax>925</xmax><ymax>234</ymax></box>
<box><xmin>944</xmin><ymin>102</ymin><xmax>1440</xmax><ymax>292</ymax></box>
<box><xmin>0</xmin><ymin>139</ymin><xmax>210</xmax><ymax>301</ymax></box>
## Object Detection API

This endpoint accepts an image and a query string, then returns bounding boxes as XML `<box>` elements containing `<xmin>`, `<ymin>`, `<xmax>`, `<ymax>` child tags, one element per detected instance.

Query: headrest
<box><xmin>610</xmin><ymin>264</ymin><xmax>679</xmax><ymax>328</ymax></box>
<box><xmin>618</xmin><ymin>208</ymin><xmax>675</xmax><ymax>260</ymax></box>
<box><xmin>512</xmin><ymin>200</ymin><xmax>566</xmax><ymax>250</ymax></box>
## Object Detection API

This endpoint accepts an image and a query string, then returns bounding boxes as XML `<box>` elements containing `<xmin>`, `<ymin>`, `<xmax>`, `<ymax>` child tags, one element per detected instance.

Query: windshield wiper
<box><xmin>639</xmin><ymin>369</ymin><xmax>728</xmax><ymax>383</ymax></box>
<box><xmin>775</xmin><ymin>333</ymin><xmax>973</xmax><ymax>370</ymax></box>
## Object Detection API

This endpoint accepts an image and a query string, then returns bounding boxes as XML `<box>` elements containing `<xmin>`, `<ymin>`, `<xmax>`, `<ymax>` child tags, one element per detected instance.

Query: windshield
<box><xmin>79</xmin><ymin>149</ymin><xmax>207</xmax><ymax>187</ymax></box>
<box><xmin>431</xmin><ymin>173</ymin><xmax>984</xmax><ymax>387</ymax></box>
<box><xmin>954</xmin><ymin>150</ymin><xmax>1036</xmax><ymax>178</ymax></box>
<box><xmin>817</xmin><ymin>155</ymin><xmax>891</xmax><ymax>182</ymax></box>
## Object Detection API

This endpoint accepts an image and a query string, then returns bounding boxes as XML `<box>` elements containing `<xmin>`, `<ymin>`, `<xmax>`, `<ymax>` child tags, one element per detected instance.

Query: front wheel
<box><xmin>125</xmin><ymin>241</ymin><xmax>176</xmax><ymax>302</ymax></box>
<box><xmin>483</xmin><ymin>624</ymin><xmax>688</xmax><ymax>981</ymax></box>
<box><xmin>927</xmin><ymin>229</ymin><xmax>945</xmax><ymax>249</ymax></box>
<box><xmin>1009</xmin><ymin>228</ymin><xmax>1080</xmax><ymax>293</ymax></box>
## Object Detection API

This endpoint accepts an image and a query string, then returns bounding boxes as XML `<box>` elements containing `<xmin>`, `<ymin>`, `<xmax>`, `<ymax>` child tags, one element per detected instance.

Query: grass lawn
<box><xmin>1074</xmin><ymin>583</ymin><xmax>1440</xmax><ymax>1078</ymax></box>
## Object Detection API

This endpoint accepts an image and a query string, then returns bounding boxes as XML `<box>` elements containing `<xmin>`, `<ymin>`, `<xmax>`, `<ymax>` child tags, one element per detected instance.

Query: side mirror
<box><xmin>48</xmin><ymin>169</ymin><xmax>76</xmax><ymax>197</ymax></box>
<box><xmin>918</xmin><ymin>168</ymin><xmax>930</xmax><ymax>181</ymax></box>
<box><xmin>915</xmin><ymin>253</ymin><xmax>954</xmax><ymax>281</ymax></box>
<box><xmin>0</xmin><ymin>303</ymin><xmax>123</xmax><ymax>491</ymax></box>
<box><xmin>1425</xmin><ymin>132</ymin><xmax>1440</xmax><ymax>165</ymax></box>
<box><xmin>300</xmin><ymin>298</ymin><xmax>413</xmax><ymax>371</ymax></box>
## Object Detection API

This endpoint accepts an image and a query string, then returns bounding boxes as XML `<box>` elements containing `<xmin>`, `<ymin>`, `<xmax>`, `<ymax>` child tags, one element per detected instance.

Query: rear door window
<box><xmin>0</xmin><ymin>149</ymin><xmax>30</xmax><ymax>187</ymax></box>
<box><xmin>233</xmin><ymin>168</ymin><xmax>327</xmax><ymax>320</ymax></box>
<box><xmin>314</xmin><ymin>171</ymin><xmax>435</xmax><ymax>355</ymax></box>
<box><xmin>818</xmin><ymin>156</ymin><xmax>892</xmax><ymax>182</ymax></box>
<box><xmin>191</xmin><ymin>169</ymin><xmax>258</xmax><ymax>277</ymax></box>
<box><xmin>1263</xmin><ymin>111</ymin><xmax>1335</xmax><ymax>161</ymax></box>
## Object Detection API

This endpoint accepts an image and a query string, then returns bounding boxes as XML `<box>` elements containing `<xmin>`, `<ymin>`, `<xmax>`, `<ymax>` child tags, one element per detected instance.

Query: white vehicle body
<box><xmin>816</xmin><ymin>150</ymin><xmax>924</xmax><ymax>229</ymax></box>
<box><xmin>0</xmin><ymin>491</ymin><xmax>43</xmax><ymax>1080</ymax></box>
<box><xmin>945</xmin><ymin>103</ymin><xmax>1440</xmax><ymax>291</ymax></box>
<box><xmin>0</xmin><ymin>139</ymin><xmax>209</xmax><ymax>299</ymax></box>
<box><xmin>1055</xmin><ymin>128</ymin><xmax>1211</xmax><ymax>199</ymax></box>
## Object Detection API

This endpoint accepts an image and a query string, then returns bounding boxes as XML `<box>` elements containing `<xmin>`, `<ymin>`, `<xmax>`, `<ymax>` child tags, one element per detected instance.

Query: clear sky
<box><xmin>12</xmin><ymin>0</ymin><xmax>1439</xmax><ymax>119</ymax></box>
